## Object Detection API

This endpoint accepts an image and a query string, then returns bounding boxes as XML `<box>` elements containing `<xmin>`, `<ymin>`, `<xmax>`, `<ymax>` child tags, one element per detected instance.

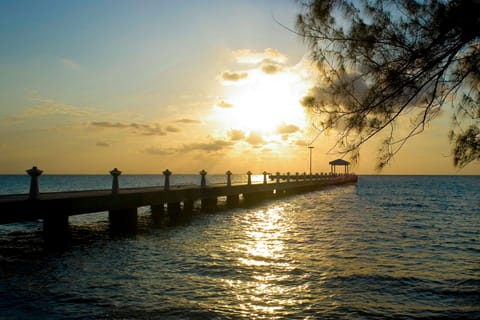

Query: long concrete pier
<box><xmin>0</xmin><ymin>167</ymin><xmax>358</xmax><ymax>241</ymax></box>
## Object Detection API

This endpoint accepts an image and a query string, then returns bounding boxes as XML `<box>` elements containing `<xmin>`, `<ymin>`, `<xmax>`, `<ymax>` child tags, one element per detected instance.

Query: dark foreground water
<box><xmin>0</xmin><ymin>175</ymin><xmax>479</xmax><ymax>319</ymax></box>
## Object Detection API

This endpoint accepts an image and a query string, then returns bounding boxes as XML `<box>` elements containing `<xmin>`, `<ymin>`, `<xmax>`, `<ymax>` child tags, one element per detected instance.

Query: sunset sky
<box><xmin>0</xmin><ymin>0</ymin><xmax>478</xmax><ymax>175</ymax></box>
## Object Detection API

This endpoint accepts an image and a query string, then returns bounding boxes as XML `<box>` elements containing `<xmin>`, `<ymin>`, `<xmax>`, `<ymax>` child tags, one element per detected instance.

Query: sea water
<box><xmin>0</xmin><ymin>175</ymin><xmax>479</xmax><ymax>319</ymax></box>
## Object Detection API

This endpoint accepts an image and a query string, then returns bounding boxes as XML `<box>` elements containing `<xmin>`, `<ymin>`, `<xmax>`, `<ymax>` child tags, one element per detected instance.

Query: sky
<box><xmin>0</xmin><ymin>0</ymin><xmax>478</xmax><ymax>175</ymax></box>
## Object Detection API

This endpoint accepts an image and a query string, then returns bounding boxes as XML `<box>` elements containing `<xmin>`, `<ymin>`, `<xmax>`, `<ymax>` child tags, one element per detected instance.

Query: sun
<box><xmin>215</xmin><ymin>69</ymin><xmax>310</xmax><ymax>138</ymax></box>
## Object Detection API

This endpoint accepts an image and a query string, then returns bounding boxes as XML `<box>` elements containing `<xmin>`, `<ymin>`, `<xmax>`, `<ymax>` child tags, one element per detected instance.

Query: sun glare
<box><xmin>216</xmin><ymin>69</ymin><xmax>310</xmax><ymax>139</ymax></box>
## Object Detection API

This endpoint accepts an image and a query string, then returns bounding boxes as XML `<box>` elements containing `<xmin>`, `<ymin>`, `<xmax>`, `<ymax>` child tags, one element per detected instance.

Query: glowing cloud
<box><xmin>276</xmin><ymin>123</ymin><xmax>300</xmax><ymax>134</ymax></box>
<box><xmin>228</xmin><ymin>129</ymin><xmax>246</xmax><ymax>141</ymax></box>
<box><xmin>261</xmin><ymin>63</ymin><xmax>283</xmax><ymax>75</ymax></box>
<box><xmin>246</xmin><ymin>131</ymin><xmax>266</xmax><ymax>145</ymax></box>
<box><xmin>232</xmin><ymin>48</ymin><xmax>288</xmax><ymax>64</ymax></box>
<box><xmin>222</xmin><ymin>71</ymin><xmax>248</xmax><ymax>82</ymax></box>
<box><xmin>217</xmin><ymin>100</ymin><xmax>234</xmax><ymax>108</ymax></box>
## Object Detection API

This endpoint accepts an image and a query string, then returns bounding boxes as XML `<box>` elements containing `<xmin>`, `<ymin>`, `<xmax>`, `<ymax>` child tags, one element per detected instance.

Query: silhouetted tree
<box><xmin>296</xmin><ymin>0</ymin><xmax>480</xmax><ymax>169</ymax></box>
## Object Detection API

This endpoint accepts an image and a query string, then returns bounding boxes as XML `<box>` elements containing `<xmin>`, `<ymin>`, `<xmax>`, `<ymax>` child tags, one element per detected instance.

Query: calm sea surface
<box><xmin>0</xmin><ymin>175</ymin><xmax>479</xmax><ymax>319</ymax></box>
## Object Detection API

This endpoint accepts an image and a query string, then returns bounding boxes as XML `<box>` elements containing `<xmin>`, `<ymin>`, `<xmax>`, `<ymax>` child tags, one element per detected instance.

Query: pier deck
<box><xmin>0</xmin><ymin>175</ymin><xmax>357</xmax><ymax>225</ymax></box>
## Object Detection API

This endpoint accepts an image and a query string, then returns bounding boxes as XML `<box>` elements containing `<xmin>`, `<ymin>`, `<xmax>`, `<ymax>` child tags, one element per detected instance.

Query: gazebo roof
<box><xmin>329</xmin><ymin>158</ymin><xmax>350</xmax><ymax>166</ymax></box>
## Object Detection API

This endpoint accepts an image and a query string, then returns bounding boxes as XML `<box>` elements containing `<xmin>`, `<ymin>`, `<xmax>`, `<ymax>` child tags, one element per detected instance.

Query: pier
<box><xmin>0</xmin><ymin>166</ymin><xmax>358</xmax><ymax>241</ymax></box>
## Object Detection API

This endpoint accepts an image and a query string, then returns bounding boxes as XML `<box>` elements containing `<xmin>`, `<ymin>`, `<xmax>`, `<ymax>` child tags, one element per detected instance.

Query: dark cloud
<box><xmin>276</xmin><ymin>123</ymin><xmax>300</xmax><ymax>134</ymax></box>
<box><xmin>91</xmin><ymin>121</ymin><xmax>129</xmax><ymax>128</ymax></box>
<box><xmin>96</xmin><ymin>141</ymin><xmax>110</xmax><ymax>147</ymax></box>
<box><xmin>228</xmin><ymin>129</ymin><xmax>245</xmax><ymax>141</ymax></box>
<box><xmin>180</xmin><ymin>140</ymin><xmax>234</xmax><ymax>153</ymax></box>
<box><xmin>166</xmin><ymin>125</ymin><xmax>181</xmax><ymax>133</ymax></box>
<box><xmin>218</xmin><ymin>100</ymin><xmax>234</xmax><ymax>108</ymax></box>
<box><xmin>91</xmin><ymin>121</ymin><xmax>166</xmax><ymax>136</ymax></box>
<box><xmin>222</xmin><ymin>71</ymin><xmax>248</xmax><ymax>81</ymax></box>
<box><xmin>132</xmin><ymin>123</ymin><xmax>166</xmax><ymax>136</ymax></box>
<box><xmin>175</xmin><ymin>118</ymin><xmax>201</xmax><ymax>124</ymax></box>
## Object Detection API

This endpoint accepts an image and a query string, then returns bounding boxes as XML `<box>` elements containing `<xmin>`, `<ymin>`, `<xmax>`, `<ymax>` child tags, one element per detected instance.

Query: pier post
<box><xmin>200</xmin><ymin>170</ymin><xmax>216</xmax><ymax>212</ymax></box>
<box><xmin>108</xmin><ymin>168</ymin><xmax>137</xmax><ymax>231</ymax></box>
<box><xmin>163</xmin><ymin>169</ymin><xmax>171</xmax><ymax>190</ymax></box>
<box><xmin>110</xmin><ymin>168</ymin><xmax>121</xmax><ymax>194</ymax></box>
<box><xmin>226</xmin><ymin>170</ymin><xmax>232</xmax><ymax>187</ymax></box>
<box><xmin>226</xmin><ymin>172</ymin><xmax>239</xmax><ymax>207</ymax></box>
<box><xmin>200</xmin><ymin>169</ymin><xmax>207</xmax><ymax>188</ymax></box>
<box><xmin>26</xmin><ymin>166</ymin><xmax>43</xmax><ymax>200</ymax></box>
<box><xmin>247</xmin><ymin>171</ymin><xmax>252</xmax><ymax>185</ymax></box>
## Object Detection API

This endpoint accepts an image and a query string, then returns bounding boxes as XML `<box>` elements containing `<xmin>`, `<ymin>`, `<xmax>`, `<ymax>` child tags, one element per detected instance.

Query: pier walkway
<box><xmin>0</xmin><ymin>167</ymin><xmax>358</xmax><ymax>241</ymax></box>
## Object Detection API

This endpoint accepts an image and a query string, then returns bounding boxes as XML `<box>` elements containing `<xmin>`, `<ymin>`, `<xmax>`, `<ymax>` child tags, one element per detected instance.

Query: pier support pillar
<box><xmin>43</xmin><ymin>213</ymin><xmax>70</xmax><ymax>243</ymax></box>
<box><xmin>109</xmin><ymin>208</ymin><xmax>137</xmax><ymax>232</ymax></box>
<box><xmin>151</xmin><ymin>204</ymin><xmax>167</xmax><ymax>225</ymax></box>
<box><xmin>201</xmin><ymin>197</ymin><xmax>217</xmax><ymax>212</ymax></box>
<box><xmin>227</xmin><ymin>194</ymin><xmax>239</xmax><ymax>208</ymax></box>
<box><xmin>167</xmin><ymin>202</ymin><xmax>181</xmax><ymax>215</ymax></box>
<box><xmin>167</xmin><ymin>202</ymin><xmax>182</xmax><ymax>225</ymax></box>
<box><xmin>243</xmin><ymin>191</ymin><xmax>269</xmax><ymax>205</ymax></box>
<box><xmin>183</xmin><ymin>200</ymin><xmax>194</xmax><ymax>215</ymax></box>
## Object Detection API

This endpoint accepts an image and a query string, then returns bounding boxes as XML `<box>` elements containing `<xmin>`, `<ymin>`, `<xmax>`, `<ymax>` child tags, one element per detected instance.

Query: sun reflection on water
<box><xmin>223</xmin><ymin>205</ymin><xmax>303</xmax><ymax>317</ymax></box>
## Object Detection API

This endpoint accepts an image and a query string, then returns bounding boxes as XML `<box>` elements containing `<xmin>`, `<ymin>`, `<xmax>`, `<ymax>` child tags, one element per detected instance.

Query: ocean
<box><xmin>0</xmin><ymin>175</ymin><xmax>479</xmax><ymax>319</ymax></box>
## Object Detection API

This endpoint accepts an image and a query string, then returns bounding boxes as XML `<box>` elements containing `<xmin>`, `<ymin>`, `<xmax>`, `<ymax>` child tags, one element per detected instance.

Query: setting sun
<box><xmin>214</xmin><ymin>66</ymin><xmax>311</xmax><ymax>144</ymax></box>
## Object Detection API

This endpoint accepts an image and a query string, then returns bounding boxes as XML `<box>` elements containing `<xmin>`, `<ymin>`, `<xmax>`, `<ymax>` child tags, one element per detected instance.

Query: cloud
<box><xmin>175</xmin><ymin>118</ymin><xmax>201</xmax><ymax>124</ymax></box>
<box><xmin>91</xmin><ymin>121</ymin><xmax>167</xmax><ymax>136</ymax></box>
<box><xmin>228</xmin><ymin>129</ymin><xmax>246</xmax><ymax>141</ymax></box>
<box><xmin>246</xmin><ymin>132</ymin><xmax>266</xmax><ymax>145</ymax></box>
<box><xmin>145</xmin><ymin>147</ymin><xmax>175</xmax><ymax>155</ymax></box>
<box><xmin>217</xmin><ymin>100</ymin><xmax>234</xmax><ymax>108</ymax></box>
<box><xmin>15</xmin><ymin>95</ymin><xmax>94</xmax><ymax>119</ymax></box>
<box><xmin>232</xmin><ymin>48</ymin><xmax>288</xmax><ymax>64</ymax></box>
<box><xmin>180</xmin><ymin>140</ymin><xmax>234</xmax><ymax>153</ymax></box>
<box><xmin>91</xmin><ymin>121</ymin><xmax>129</xmax><ymax>128</ymax></box>
<box><xmin>222</xmin><ymin>71</ymin><xmax>248</xmax><ymax>82</ymax></box>
<box><xmin>295</xmin><ymin>139</ymin><xmax>309</xmax><ymax>146</ymax></box>
<box><xmin>61</xmin><ymin>58</ymin><xmax>81</xmax><ymax>69</ymax></box>
<box><xmin>96</xmin><ymin>141</ymin><xmax>110</xmax><ymax>147</ymax></box>
<box><xmin>166</xmin><ymin>125</ymin><xmax>181</xmax><ymax>133</ymax></box>
<box><xmin>276</xmin><ymin>123</ymin><xmax>300</xmax><ymax>134</ymax></box>
<box><xmin>261</xmin><ymin>63</ymin><xmax>283</xmax><ymax>74</ymax></box>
